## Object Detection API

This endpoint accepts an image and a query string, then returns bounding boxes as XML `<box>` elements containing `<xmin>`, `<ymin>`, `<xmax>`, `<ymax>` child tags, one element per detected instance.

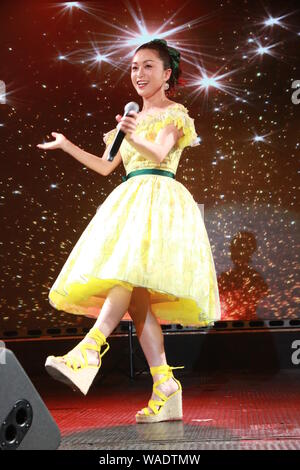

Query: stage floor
<box><xmin>31</xmin><ymin>368</ymin><xmax>300</xmax><ymax>450</ymax></box>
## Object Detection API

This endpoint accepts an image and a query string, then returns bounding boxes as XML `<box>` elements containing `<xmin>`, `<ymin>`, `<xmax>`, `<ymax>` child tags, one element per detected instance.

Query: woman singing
<box><xmin>37</xmin><ymin>38</ymin><xmax>221</xmax><ymax>423</ymax></box>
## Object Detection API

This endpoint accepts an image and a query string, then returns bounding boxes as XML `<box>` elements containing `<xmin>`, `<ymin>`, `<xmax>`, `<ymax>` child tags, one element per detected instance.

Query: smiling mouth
<box><xmin>137</xmin><ymin>82</ymin><xmax>148</xmax><ymax>88</ymax></box>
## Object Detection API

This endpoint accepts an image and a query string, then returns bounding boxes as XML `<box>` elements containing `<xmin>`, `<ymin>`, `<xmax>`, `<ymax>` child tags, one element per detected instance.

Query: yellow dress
<box><xmin>48</xmin><ymin>103</ymin><xmax>221</xmax><ymax>327</ymax></box>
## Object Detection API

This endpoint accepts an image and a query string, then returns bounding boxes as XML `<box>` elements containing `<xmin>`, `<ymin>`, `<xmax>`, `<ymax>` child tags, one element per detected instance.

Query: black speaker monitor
<box><xmin>0</xmin><ymin>347</ymin><xmax>61</xmax><ymax>450</ymax></box>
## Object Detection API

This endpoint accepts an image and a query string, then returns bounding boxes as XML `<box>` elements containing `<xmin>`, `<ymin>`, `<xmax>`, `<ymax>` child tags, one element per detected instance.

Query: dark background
<box><xmin>0</xmin><ymin>0</ymin><xmax>299</xmax><ymax>335</ymax></box>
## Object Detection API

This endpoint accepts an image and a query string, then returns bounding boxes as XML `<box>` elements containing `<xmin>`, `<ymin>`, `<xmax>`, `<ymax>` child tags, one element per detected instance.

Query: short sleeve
<box><xmin>103</xmin><ymin>128</ymin><xmax>117</xmax><ymax>147</ymax></box>
<box><xmin>145</xmin><ymin>107</ymin><xmax>200</xmax><ymax>150</ymax></box>
<box><xmin>174</xmin><ymin>111</ymin><xmax>200</xmax><ymax>149</ymax></box>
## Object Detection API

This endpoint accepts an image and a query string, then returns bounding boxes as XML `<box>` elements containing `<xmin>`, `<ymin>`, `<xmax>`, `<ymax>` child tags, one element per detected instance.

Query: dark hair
<box><xmin>133</xmin><ymin>38</ymin><xmax>186</xmax><ymax>97</ymax></box>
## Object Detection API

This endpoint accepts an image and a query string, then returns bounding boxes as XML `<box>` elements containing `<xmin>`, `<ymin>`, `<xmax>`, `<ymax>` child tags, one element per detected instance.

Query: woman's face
<box><xmin>131</xmin><ymin>48</ymin><xmax>171</xmax><ymax>98</ymax></box>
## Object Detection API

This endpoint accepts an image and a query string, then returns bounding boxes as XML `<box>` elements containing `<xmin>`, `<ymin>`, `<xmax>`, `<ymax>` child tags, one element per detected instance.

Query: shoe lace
<box><xmin>141</xmin><ymin>364</ymin><xmax>184</xmax><ymax>415</ymax></box>
<box><xmin>63</xmin><ymin>327</ymin><xmax>110</xmax><ymax>371</ymax></box>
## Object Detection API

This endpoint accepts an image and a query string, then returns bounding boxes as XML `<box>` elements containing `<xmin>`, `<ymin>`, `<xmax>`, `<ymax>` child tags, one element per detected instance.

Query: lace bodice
<box><xmin>103</xmin><ymin>103</ymin><xmax>199</xmax><ymax>175</ymax></box>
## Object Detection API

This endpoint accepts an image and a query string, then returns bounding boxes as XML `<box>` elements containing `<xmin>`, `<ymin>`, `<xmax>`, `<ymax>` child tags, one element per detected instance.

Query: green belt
<box><xmin>122</xmin><ymin>169</ymin><xmax>175</xmax><ymax>182</ymax></box>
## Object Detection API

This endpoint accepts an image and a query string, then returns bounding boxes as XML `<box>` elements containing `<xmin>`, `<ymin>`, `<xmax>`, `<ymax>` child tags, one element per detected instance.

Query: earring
<box><xmin>164</xmin><ymin>82</ymin><xmax>169</xmax><ymax>90</ymax></box>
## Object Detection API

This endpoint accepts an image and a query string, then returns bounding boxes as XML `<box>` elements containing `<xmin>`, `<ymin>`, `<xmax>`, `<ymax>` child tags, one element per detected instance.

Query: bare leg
<box><xmin>61</xmin><ymin>285</ymin><xmax>132</xmax><ymax>367</ymax></box>
<box><xmin>129</xmin><ymin>288</ymin><xmax>179</xmax><ymax>415</ymax></box>
<box><xmin>94</xmin><ymin>284</ymin><xmax>132</xmax><ymax>337</ymax></box>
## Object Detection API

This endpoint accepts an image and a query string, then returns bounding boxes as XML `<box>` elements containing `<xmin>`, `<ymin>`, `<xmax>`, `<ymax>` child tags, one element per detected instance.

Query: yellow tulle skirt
<box><xmin>48</xmin><ymin>174</ymin><xmax>221</xmax><ymax>327</ymax></box>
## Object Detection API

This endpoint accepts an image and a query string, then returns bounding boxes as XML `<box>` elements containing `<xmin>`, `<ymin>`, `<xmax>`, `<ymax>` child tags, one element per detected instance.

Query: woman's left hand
<box><xmin>115</xmin><ymin>111</ymin><xmax>138</xmax><ymax>142</ymax></box>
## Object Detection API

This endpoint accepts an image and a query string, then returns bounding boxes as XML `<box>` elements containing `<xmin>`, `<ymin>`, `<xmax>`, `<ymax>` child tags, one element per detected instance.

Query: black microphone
<box><xmin>107</xmin><ymin>102</ymin><xmax>140</xmax><ymax>162</ymax></box>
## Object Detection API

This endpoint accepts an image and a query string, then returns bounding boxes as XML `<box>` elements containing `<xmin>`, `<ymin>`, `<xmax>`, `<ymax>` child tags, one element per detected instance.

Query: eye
<box><xmin>131</xmin><ymin>65</ymin><xmax>152</xmax><ymax>70</ymax></box>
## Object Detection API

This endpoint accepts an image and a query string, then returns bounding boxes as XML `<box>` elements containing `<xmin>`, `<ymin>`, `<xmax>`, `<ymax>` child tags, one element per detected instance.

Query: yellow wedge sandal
<box><xmin>45</xmin><ymin>327</ymin><xmax>110</xmax><ymax>395</ymax></box>
<box><xmin>135</xmin><ymin>364</ymin><xmax>184</xmax><ymax>423</ymax></box>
